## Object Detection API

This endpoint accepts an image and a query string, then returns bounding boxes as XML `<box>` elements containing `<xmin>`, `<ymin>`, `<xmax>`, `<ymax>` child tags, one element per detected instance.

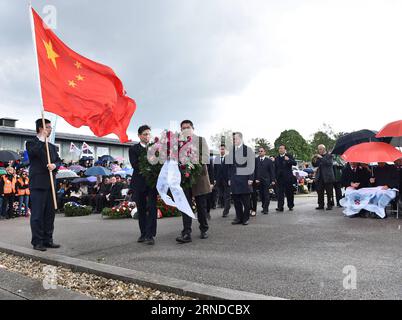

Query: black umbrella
<box><xmin>0</xmin><ymin>150</ymin><xmax>21</xmax><ymax>162</ymax></box>
<box><xmin>331</xmin><ymin>129</ymin><xmax>389</xmax><ymax>155</ymax></box>
<box><xmin>99</xmin><ymin>155</ymin><xmax>115</xmax><ymax>162</ymax></box>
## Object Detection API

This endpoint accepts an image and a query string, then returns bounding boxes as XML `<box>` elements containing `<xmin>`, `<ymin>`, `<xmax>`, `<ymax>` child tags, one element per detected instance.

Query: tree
<box><xmin>274</xmin><ymin>129</ymin><xmax>312</xmax><ymax>161</ymax></box>
<box><xmin>310</xmin><ymin>131</ymin><xmax>335</xmax><ymax>152</ymax></box>
<box><xmin>250</xmin><ymin>137</ymin><xmax>273</xmax><ymax>154</ymax></box>
<box><xmin>210</xmin><ymin>129</ymin><xmax>234</xmax><ymax>151</ymax></box>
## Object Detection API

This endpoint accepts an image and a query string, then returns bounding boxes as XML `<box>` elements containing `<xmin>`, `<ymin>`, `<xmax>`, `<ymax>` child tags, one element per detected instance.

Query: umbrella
<box><xmin>293</xmin><ymin>170</ymin><xmax>308</xmax><ymax>177</ymax></box>
<box><xmin>80</xmin><ymin>156</ymin><xmax>94</xmax><ymax>161</ymax></box>
<box><xmin>0</xmin><ymin>150</ymin><xmax>21</xmax><ymax>162</ymax></box>
<box><xmin>99</xmin><ymin>155</ymin><xmax>115</xmax><ymax>162</ymax></box>
<box><xmin>341</xmin><ymin>142</ymin><xmax>402</xmax><ymax>164</ymax></box>
<box><xmin>87</xmin><ymin>176</ymin><xmax>97</xmax><ymax>183</ymax></box>
<box><xmin>0</xmin><ymin>168</ymin><xmax>6</xmax><ymax>175</ymax></box>
<box><xmin>69</xmin><ymin>165</ymin><xmax>86</xmax><ymax>172</ymax></box>
<box><xmin>376</xmin><ymin>120</ymin><xmax>402</xmax><ymax>147</ymax></box>
<box><xmin>331</xmin><ymin>130</ymin><xmax>383</xmax><ymax>155</ymax></box>
<box><xmin>56</xmin><ymin>169</ymin><xmax>79</xmax><ymax>180</ymax></box>
<box><xmin>85</xmin><ymin>166</ymin><xmax>111</xmax><ymax>176</ymax></box>
<box><xmin>376</xmin><ymin>120</ymin><xmax>402</xmax><ymax>138</ymax></box>
<box><xmin>113</xmin><ymin>170</ymin><xmax>127</xmax><ymax>178</ymax></box>
<box><xmin>123</xmin><ymin>168</ymin><xmax>133</xmax><ymax>175</ymax></box>
<box><xmin>71</xmin><ymin>176</ymin><xmax>97</xmax><ymax>184</ymax></box>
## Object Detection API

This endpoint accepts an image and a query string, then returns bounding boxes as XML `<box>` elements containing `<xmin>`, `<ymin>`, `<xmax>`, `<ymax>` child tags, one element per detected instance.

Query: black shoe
<box><xmin>144</xmin><ymin>238</ymin><xmax>155</xmax><ymax>245</ymax></box>
<box><xmin>337</xmin><ymin>204</ymin><xmax>342</xmax><ymax>208</ymax></box>
<box><xmin>137</xmin><ymin>236</ymin><xmax>146</xmax><ymax>243</ymax></box>
<box><xmin>231</xmin><ymin>220</ymin><xmax>242</xmax><ymax>225</ymax></box>
<box><xmin>44</xmin><ymin>243</ymin><xmax>61</xmax><ymax>249</ymax></box>
<box><xmin>222</xmin><ymin>213</ymin><xmax>228</xmax><ymax>218</ymax></box>
<box><xmin>242</xmin><ymin>221</ymin><xmax>249</xmax><ymax>225</ymax></box>
<box><xmin>315</xmin><ymin>206</ymin><xmax>325</xmax><ymax>210</ymax></box>
<box><xmin>289</xmin><ymin>207</ymin><xmax>294</xmax><ymax>211</ymax></box>
<box><xmin>33</xmin><ymin>244</ymin><xmax>47</xmax><ymax>251</ymax></box>
<box><xmin>276</xmin><ymin>208</ymin><xmax>284</xmax><ymax>212</ymax></box>
<box><xmin>326</xmin><ymin>206</ymin><xmax>333</xmax><ymax>211</ymax></box>
<box><xmin>176</xmin><ymin>235</ymin><xmax>192</xmax><ymax>243</ymax></box>
<box><xmin>262</xmin><ymin>210</ymin><xmax>269</xmax><ymax>214</ymax></box>
<box><xmin>200</xmin><ymin>232</ymin><xmax>208</xmax><ymax>239</ymax></box>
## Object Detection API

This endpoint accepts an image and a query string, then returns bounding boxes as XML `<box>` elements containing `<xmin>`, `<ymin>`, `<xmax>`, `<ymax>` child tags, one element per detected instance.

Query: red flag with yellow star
<box><xmin>31</xmin><ymin>7</ymin><xmax>136</xmax><ymax>143</ymax></box>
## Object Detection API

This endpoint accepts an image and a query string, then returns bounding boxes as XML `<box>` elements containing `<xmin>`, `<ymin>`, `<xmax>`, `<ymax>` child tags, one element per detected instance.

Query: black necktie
<box><xmin>221</xmin><ymin>157</ymin><xmax>224</xmax><ymax>164</ymax></box>
<box><xmin>260</xmin><ymin>158</ymin><xmax>263</xmax><ymax>162</ymax></box>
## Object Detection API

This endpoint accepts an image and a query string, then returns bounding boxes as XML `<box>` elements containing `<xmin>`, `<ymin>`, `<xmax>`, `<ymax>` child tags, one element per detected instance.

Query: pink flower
<box><xmin>185</xmin><ymin>172</ymin><xmax>190</xmax><ymax>178</ymax></box>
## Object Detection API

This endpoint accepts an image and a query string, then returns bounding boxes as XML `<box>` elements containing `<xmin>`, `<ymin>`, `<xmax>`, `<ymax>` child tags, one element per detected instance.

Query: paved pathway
<box><xmin>0</xmin><ymin>196</ymin><xmax>401</xmax><ymax>299</ymax></box>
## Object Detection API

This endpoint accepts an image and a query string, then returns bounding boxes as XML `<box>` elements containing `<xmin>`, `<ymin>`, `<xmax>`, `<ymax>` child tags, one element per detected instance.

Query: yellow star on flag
<box><xmin>42</xmin><ymin>39</ymin><xmax>59</xmax><ymax>69</ymax></box>
<box><xmin>76</xmin><ymin>74</ymin><xmax>85</xmax><ymax>81</ymax></box>
<box><xmin>74</xmin><ymin>61</ymin><xmax>82</xmax><ymax>69</ymax></box>
<box><xmin>68</xmin><ymin>80</ymin><xmax>77</xmax><ymax>88</ymax></box>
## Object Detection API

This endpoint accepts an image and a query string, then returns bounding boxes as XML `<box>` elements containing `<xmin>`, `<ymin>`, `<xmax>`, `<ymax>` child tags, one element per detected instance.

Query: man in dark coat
<box><xmin>274</xmin><ymin>145</ymin><xmax>296</xmax><ymax>212</ymax></box>
<box><xmin>255</xmin><ymin>147</ymin><xmax>275</xmax><ymax>214</ymax></box>
<box><xmin>26</xmin><ymin>118</ymin><xmax>62</xmax><ymax>251</ymax></box>
<box><xmin>129</xmin><ymin>125</ymin><xmax>158</xmax><ymax>245</ymax></box>
<box><xmin>341</xmin><ymin>162</ymin><xmax>371</xmax><ymax>190</ymax></box>
<box><xmin>228</xmin><ymin>132</ymin><xmax>255</xmax><ymax>225</ymax></box>
<box><xmin>370</xmin><ymin>163</ymin><xmax>399</xmax><ymax>189</ymax></box>
<box><xmin>213</xmin><ymin>145</ymin><xmax>231</xmax><ymax>217</ymax></box>
<box><xmin>312</xmin><ymin>144</ymin><xmax>335</xmax><ymax>210</ymax></box>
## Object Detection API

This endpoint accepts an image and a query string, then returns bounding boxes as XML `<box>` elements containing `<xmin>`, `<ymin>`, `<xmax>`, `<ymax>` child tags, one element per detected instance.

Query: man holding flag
<box><xmin>26</xmin><ymin>119</ymin><xmax>62</xmax><ymax>251</ymax></box>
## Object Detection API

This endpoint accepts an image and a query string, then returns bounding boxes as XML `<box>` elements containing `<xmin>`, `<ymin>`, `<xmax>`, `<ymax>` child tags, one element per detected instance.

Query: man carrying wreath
<box><xmin>176</xmin><ymin>120</ymin><xmax>212</xmax><ymax>243</ymax></box>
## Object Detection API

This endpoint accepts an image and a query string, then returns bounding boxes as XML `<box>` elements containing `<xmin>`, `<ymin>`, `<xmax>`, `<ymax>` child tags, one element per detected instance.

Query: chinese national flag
<box><xmin>31</xmin><ymin>7</ymin><xmax>136</xmax><ymax>143</ymax></box>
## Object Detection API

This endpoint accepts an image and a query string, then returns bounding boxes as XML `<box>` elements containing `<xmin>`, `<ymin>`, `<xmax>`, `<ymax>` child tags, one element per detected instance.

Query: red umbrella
<box><xmin>376</xmin><ymin>120</ymin><xmax>402</xmax><ymax>138</ymax></box>
<box><xmin>341</xmin><ymin>142</ymin><xmax>402</xmax><ymax>163</ymax></box>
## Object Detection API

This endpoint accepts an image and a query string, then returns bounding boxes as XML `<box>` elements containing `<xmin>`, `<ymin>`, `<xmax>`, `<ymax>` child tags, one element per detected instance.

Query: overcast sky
<box><xmin>0</xmin><ymin>0</ymin><xmax>401</xmax><ymax>146</ymax></box>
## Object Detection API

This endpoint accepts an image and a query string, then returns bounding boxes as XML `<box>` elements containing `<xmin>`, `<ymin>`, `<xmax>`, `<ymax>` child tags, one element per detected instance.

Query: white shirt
<box><xmin>140</xmin><ymin>142</ymin><xmax>147</xmax><ymax>148</ymax></box>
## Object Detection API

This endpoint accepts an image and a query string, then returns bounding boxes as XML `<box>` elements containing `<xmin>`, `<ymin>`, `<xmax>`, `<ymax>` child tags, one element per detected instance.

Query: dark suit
<box><xmin>275</xmin><ymin>154</ymin><xmax>296</xmax><ymax>210</ymax></box>
<box><xmin>206</xmin><ymin>156</ymin><xmax>217</xmax><ymax>213</ymax></box>
<box><xmin>255</xmin><ymin>156</ymin><xmax>275</xmax><ymax>213</ymax></box>
<box><xmin>129</xmin><ymin>143</ymin><xmax>157</xmax><ymax>240</ymax></box>
<box><xmin>228</xmin><ymin>144</ymin><xmax>255</xmax><ymax>223</ymax></box>
<box><xmin>341</xmin><ymin>164</ymin><xmax>371</xmax><ymax>189</ymax></box>
<box><xmin>312</xmin><ymin>153</ymin><xmax>335</xmax><ymax>208</ymax></box>
<box><xmin>26</xmin><ymin>137</ymin><xmax>62</xmax><ymax>247</ymax></box>
<box><xmin>213</xmin><ymin>155</ymin><xmax>231</xmax><ymax>216</ymax></box>
<box><xmin>372</xmin><ymin>165</ymin><xmax>399</xmax><ymax>189</ymax></box>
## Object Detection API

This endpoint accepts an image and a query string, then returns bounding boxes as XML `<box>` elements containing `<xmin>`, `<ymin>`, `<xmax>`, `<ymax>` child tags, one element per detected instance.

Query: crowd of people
<box><xmin>1</xmin><ymin>118</ymin><xmax>401</xmax><ymax>251</ymax></box>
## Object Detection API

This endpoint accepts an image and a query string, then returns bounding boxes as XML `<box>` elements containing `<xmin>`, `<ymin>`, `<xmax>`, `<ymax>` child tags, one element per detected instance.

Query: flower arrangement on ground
<box><xmin>102</xmin><ymin>201</ymin><xmax>137</xmax><ymax>219</ymax></box>
<box><xmin>64</xmin><ymin>202</ymin><xmax>92</xmax><ymax>217</ymax></box>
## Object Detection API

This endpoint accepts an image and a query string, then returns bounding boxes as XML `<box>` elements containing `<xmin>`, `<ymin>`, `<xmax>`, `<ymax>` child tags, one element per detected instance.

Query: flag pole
<box><xmin>29</xmin><ymin>3</ymin><xmax>58</xmax><ymax>210</ymax></box>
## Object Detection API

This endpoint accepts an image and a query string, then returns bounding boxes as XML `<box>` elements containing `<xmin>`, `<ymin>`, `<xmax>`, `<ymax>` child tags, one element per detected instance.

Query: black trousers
<box><xmin>95</xmin><ymin>194</ymin><xmax>107</xmax><ymax>212</ymax></box>
<box><xmin>259</xmin><ymin>181</ymin><xmax>271</xmax><ymax>212</ymax></box>
<box><xmin>181</xmin><ymin>190</ymin><xmax>209</xmax><ymax>236</ymax></box>
<box><xmin>277</xmin><ymin>180</ymin><xmax>294</xmax><ymax>209</ymax></box>
<box><xmin>233</xmin><ymin>193</ymin><xmax>251</xmax><ymax>223</ymax></box>
<box><xmin>1</xmin><ymin>194</ymin><xmax>15</xmax><ymax>218</ymax></box>
<box><xmin>317</xmin><ymin>182</ymin><xmax>334</xmax><ymax>208</ymax></box>
<box><xmin>250</xmin><ymin>185</ymin><xmax>258</xmax><ymax>212</ymax></box>
<box><xmin>216</xmin><ymin>181</ymin><xmax>231</xmax><ymax>215</ymax></box>
<box><xmin>332</xmin><ymin>182</ymin><xmax>343</xmax><ymax>205</ymax></box>
<box><xmin>133</xmin><ymin>188</ymin><xmax>157</xmax><ymax>239</ymax></box>
<box><xmin>30</xmin><ymin>189</ymin><xmax>55</xmax><ymax>246</ymax></box>
<box><xmin>206</xmin><ymin>187</ymin><xmax>217</xmax><ymax>213</ymax></box>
